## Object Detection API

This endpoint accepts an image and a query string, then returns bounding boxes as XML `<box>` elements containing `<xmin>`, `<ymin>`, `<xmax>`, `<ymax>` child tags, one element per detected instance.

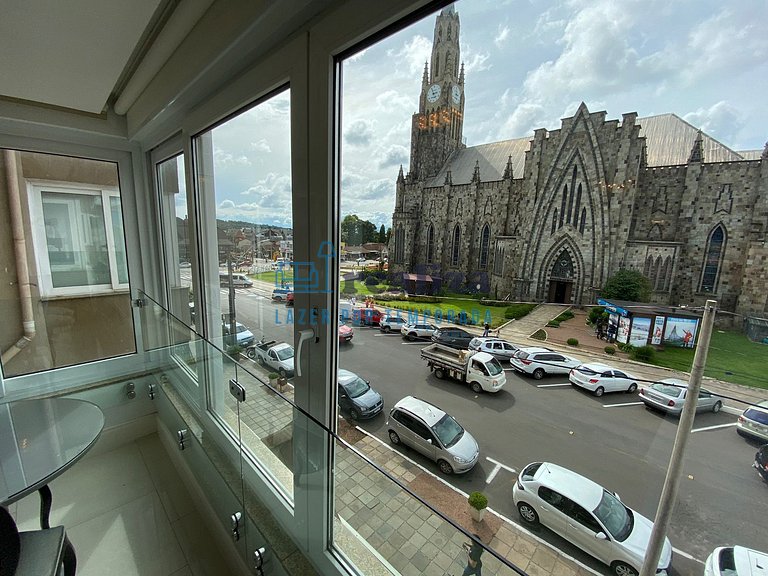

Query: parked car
<box><xmin>338</xmin><ymin>320</ymin><xmax>354</xmax><ymax>344</ymax></box>
<box><xmin>246</xmin><ymin>339</ymin><xmax>294</xmax><ymax>378</ymax></box>
<box><xmin>338</xmin><ymin>369</ymin><xmax>383</xmax><ymax>420</ymax></box>
<box><xmin>401</xmin><ymin>322</ymin><xmax>438</xmax><ymax>341</ymax></box>
<box><xmin>219</xmin><ymin>272</ymin><xmax>253</xmax><ymax>288</ymax></box>
<box><xmin>753</xmin><ymin>444</ymin><xmax>768</xmax><ymax>483</ymax></box>
<box><xmin>386</xmin><ymin>396</ymin><xmax>479</xmax><ymax>474</ymax></box>
<box><xmin>569</xmin><ymin>363</ymin><xmax>639</xmax><ymax>397</ymax></box>
<box><xmin>510</xmin><ymin>347</ymin><xmax>581</xmax><ymax>380</ymax></box>
<box><xmin>353</xmin><ymin>308</ymin><xmax>383</xmax><ymax>326</ymax></box>
<box><xmin>639</xmin><ymin>378</ymin><xmax>723</xmax><ymax>415</ymax></box>
<box><xmin>430</xmin><ymin>326</ymin><xmax>474</xmax><ymax>349</ymax></box>
<box><xmin>222</xmin><ymin>321</ymin><xmax>255</xmax><ymax>347</ymax></box>
<box><xmin>513</xmin><ymin>461</ymin><xmax>673</xmax><ymax>576</ymax></box>
<box><xmin>285</xmin><ymin>291</ymin><xmax>294</xmax><ymax>306</ymax></box>
<box><xmin>704</xmin><ymin>545</ymin><xmax>768</xmax><ymax>576</ymax></box>
<box><xmin>468</xmin><ymin>337</ymin><xmax>520</xmax><ymax>361</ymax></box>
<box><xmin>380</xmin><ymin>314</ymin><xmax>407</xmax><ymax>333</ymax></box>
<box><xmin>271</xmin><ymin>286</ymin><xmax>292</xmax><ymax>301</ymax></box>
<box><xmin>736</xmin><ymin>400</ymin><xmax>768</xmax><ymax>442</ymax></box>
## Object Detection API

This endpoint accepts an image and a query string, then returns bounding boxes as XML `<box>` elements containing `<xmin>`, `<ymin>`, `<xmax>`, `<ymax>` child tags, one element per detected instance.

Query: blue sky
<box><xmin>209</xmin><ymin>0</ymin><xmax>768</xmax><ymax>229</ymax></box>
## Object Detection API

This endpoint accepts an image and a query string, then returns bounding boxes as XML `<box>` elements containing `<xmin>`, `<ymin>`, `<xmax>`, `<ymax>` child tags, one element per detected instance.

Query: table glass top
<box><xmin>0</xmin><ymin>398</ymin><xmax>105</xmax><ymax>505</ymax></box>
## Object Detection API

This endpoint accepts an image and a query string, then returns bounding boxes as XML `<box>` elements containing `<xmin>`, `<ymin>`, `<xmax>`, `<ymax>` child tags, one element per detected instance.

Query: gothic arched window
<box><xmin>573</xmin><ymin>183</ymin><xmax>582</xmax><ymax>225</ymax></box>
<box><xmin>579</xmin><ymin>208</ymin><xmax>587</xmax><ymax>233</ymax></box>
<box><xmin>551</xmin><ymin>209</ymin><xmax>558</xmax><ymax>235</ymax></box>
<box><xmin>664</xmin><ymin>256</ymin><xmax>673</xmax><ymax>291</ymax></box>
<box><xmin>451</xmin><ymin>224</ymin><xmax>461</xmax><ymax>267</ymax></box>
<box><xmin>644</xmin><ymin>255</ymin><xmax>653</xmax><ymax>278</ymax></box>
<box><xmin>493</xmin><ymin>244</ymin><xmax>505</xmax><ymax>276</ymax></box>
<box><xmin>654</xmin><ymin>256</ymin><xmax>663</xmax><ymax>291</ymax></box>
<box><xmin>559</xmin><ymin>185</ymin><xmax>567</xmax><ymax>229</ymax></box>
<box><xmin>551</xmin><ymin>251</ymin><xmax>574</xmax><ymax>280</ymax></box>
<box><xmin>700</xmin><ymin>225</ymin><xmax>726</xmax><ymax>293</ymax></box>
<box><xmin>426</xmin><ymin>224</ymin><xmax>435</xmax><ymax>264</ymax></box>
<box><xmin>393</xmin><ymin>226</ymin><xmax>404</xmax><ymax>264</ymax></box>
<box><xmin>479</xmin><ymin>224</ymin><xmax>490</xmax><ymax>269</ymax></box>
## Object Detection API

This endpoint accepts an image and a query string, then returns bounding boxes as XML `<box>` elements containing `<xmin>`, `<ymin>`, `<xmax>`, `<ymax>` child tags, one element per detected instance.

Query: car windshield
<box><xmin>486</xmin><ymin>358</ymin><xmax>503</xmax><ymax>376</ymax></box>
<box><xmin>432</xmin><ymin>414</ymin><xmax>464</xmax><ymax>448</ymax></box>
<box><xmin>593</xmin><ymin>490</ymin><xmax>633</xmax><ymax>541</ymax></box>
<box><xmin>275</xmin><ymin>347</ymin><xmax>294</xmax><ymax>361</ymax></box>
<box><xmin>651</xmin><ymin>383</ymin><xmax>684</xmax><ymax>397</ymax></box>
<box><xmin>576</xmin><ymin>366</ymin><xmax>599</xmax><ymax>375</ymax></box>
<box><xmin>235</xmin><ymin>325</ymin><xmax>248</xmax><ymax>334</ymax></box>
<box><xmin>343</xmin><ymin>376</ymin><xmax>370</xmax><ymax>398</ymax></box>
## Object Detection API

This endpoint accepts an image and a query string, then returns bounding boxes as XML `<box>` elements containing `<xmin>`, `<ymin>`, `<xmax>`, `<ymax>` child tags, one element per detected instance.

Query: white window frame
<box><xmin>27</xmin><ymin>180</ymin><xmax>129</xmax><ymax>298</ymax></box>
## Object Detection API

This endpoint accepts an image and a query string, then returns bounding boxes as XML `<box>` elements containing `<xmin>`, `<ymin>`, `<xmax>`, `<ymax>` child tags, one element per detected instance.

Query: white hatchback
<box><xmin>400</xmin><ymin>322</ymin><xmax>438</xmax><ymax>340</ymax></box>
<box><xmin>510</xmin><ymin>347</ymin><xmax>581</xmax><ymax>380</ymax></box>
<box><xmin>513</xmin><ymin>462</ymin><xmax>673</xmax><ymax>576</ymax></box>
<box><xmin>569</xmin><ymin>363</ymin><xmax>639</xmax><ymax>397</ymax></box>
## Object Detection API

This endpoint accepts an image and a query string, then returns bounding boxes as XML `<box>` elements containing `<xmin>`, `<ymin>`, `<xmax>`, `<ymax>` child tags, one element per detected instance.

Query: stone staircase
<box><xmin>498</xmin><ymin>303</ymin><xmax>572</xmax><ymax>341</ymax></box>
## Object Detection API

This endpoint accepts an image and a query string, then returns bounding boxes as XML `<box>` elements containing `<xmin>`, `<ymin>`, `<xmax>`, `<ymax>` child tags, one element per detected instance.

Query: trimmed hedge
<box><xmin>531</xmin><ymin>329</ymin><xmax>547</xmax><ymax>341</ymax></box>
<box><xmin>631</xmin><ymin>345</ymin><xmax>656</xmax><ymax>362</ymax></box>
<box><xmin>566</xmin><ymin>338</ymin><xmax>579</xmax><ymax>347</ymax></box>
<box><xmin>555</xmin><ymin>310</ymin><xmax>575</xmax><ymax>322</ymax></box>
<box><xmin>604</xmin><ymin>345</ymin><xmax>616</xmax><ymax>355</ymax></box>
<box><xmin>504</xmin><ymin>303</ymin><xmax>537</xmax><ymax>320</ymax></box>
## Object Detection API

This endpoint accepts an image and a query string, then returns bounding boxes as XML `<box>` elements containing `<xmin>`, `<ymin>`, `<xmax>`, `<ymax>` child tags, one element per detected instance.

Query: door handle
<box><xmin>296</xmin><ymin>328</ymin><xmax>315</xmax><ymax>378</ymax></box>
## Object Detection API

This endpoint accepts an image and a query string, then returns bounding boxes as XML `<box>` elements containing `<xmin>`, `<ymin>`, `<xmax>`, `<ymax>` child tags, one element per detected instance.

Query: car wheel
<box><xmin>408</xmin><ymin>333</ymin><xmax>417</xmax><ymax>341</ymax></box>
<box><xmin>246</xmin><ymin>348</ymin><xmax>256</xmax><ymax>359</ymax></box>
<box><xmin>712</xmin><ymin>400</ymin><xmax>722</xmax><ymax>413</ymax></box>
<box><xmin>611</xmin><ymin>561</ymin><xmax>638</xmax><ymax>576</ymax></box>
<box><xmin>434</xmin><ymin>368</ymin><xmax>445</xmax><ymax>380</ymax></box>
<box><xmin>627</xmin><ymin>382</ymin><xmax>638</xmax><ymax>393</ymax></box>
<box><xmin>470</xmin><ymin>381</ymin><xmax>482</xmax><ymax>394</ymax></box>
<box><xmin>279</xmin><ymin>368</ymin><xmax>286</xmax><ymax>378</ymax></box>
<box><xmin>517</xmin><ymin>502</ymin><xmax>539</xmax><ymax>525</ymax></box>
<box><xmin>594</xmin><ymin>386</ymin><xmax>605</xmax><ymax>397</ymax></box>
<box><xmin>349</xmin><ymin>408</ymin><xmax>361</xmax><ymax>421</ymax></box>
<box><xmin>382</xmin><ymin>325</ymin><xmax>391</xmax><ymax>333</ymax></box>
<box><xmin>438</xmin><ymin>459</ymin><xmax>454</xmax><ymax>474</ymax></box>
<box><xmin>388</xmin><ymin>430</ymin><xmax>400</xmax><ymax>444</ymax></box>
<box><xmin>256</xmin><ymin>356</ymin><xmax>265</xmax><ymax>366</ymax></box>
<box><xmin>532</xmin><ymin>368</ymin><xmax>545</xmax><ymax>380</ymax></box>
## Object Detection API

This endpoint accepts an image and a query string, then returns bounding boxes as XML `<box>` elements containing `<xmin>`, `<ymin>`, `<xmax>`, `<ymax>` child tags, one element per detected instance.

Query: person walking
<box><xmin>462</xmin><ymin>535</ymin><xmax>484</xmax><ymax>576</ymax></box>
<box><xmin>482</xmin><ymin>323</ymin><xmax>490</xmax><ymax>337</ymax></box>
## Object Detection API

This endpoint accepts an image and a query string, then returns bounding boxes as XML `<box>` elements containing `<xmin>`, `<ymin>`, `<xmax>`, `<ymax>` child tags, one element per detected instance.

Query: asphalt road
<box><xmin>222</xmin><ymin>283</ymin><xmax>768</xmax><ymax>576</ymax></box>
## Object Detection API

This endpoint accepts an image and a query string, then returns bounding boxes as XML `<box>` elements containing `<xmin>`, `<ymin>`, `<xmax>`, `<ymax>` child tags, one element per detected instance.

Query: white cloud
<box><xmin>250</xmin><ymin>139</ymin><xmax>271</xmax><ymax>153</ymax></box>
<box><xmin>683</xmin><ymin>101</ymin><xmax>744</xmax><ymax>143</ymax></box>
<box><xmin>345</xmin><ymin>119</ymin><xmax>375</xmax><ymax>146</ymax></box>
<box><xmin>214</xmin><ymin>148</ymin><xmax>251</xmax><ymax>167</ymax></box>
<box><xmin>387</xmin><ymin>34</ymin><xmax>432</xmax><ymax>76</ymax></box>
<box><xmin>494</xmin><ymin>25</ymin><xmax>509</xmax><ymax>49</ymax></box>
<box><xmin>378</xmin><ymin>145</ymin><xmax>409</xmax><ymax>170</ymax></box>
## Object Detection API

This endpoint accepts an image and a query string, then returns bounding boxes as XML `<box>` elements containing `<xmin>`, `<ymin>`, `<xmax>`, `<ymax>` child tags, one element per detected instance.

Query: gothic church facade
<box><xmin>390</xmin><ymin>7</ymin><xmax>768</xmax><ymax>317</ymax></box>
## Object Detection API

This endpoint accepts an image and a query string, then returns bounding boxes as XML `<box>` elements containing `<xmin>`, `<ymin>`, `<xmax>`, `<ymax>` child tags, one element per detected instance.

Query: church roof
<box><xmin>425</xmin><ymin>112</ymin><xmax>755</xmax><ymax>187</ymax></box>
<box><xmin>636</xmin><ymin>113</ymin><xmax>746</xmax><ymax>166</ymax></box>
<box><xmin>427</xmin><ymin>137</ymin><xmax>529</xmax><ymax>187</ymax></box>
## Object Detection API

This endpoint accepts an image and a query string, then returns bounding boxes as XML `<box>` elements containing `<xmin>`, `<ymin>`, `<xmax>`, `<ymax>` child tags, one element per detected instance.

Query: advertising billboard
<box><xmin>629</xmin><ymin>316</ymin><xmax>651</xmax><ymax>347</ymax></box>
<box><xmin>663</xmin><ymin>317</ymin><xmax>699</xmax><ymax>348</ymax></box>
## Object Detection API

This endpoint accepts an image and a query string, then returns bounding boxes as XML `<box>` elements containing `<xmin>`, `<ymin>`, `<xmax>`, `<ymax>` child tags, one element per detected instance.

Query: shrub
<box><xmin>268</xmin><ymin>372</ymin><xmax>279</xmax><ymax>380</ymax></box>
<box><xmin>588</xmin><ymin>306</ymin><xmax>606</xmax><ymax>326</ymax></box>
<box><xmin>618</xmin><ymin>342</ymin><xmax>634</xmax><ymax>353</ymax></box>
<box><xmin>467</xmin><ymin>491</ymin><xmax>488</xmax><ymax>510</ymax></box>
<box><xmin>567</xmin><ymin>338</ymin><xmax>579</xmax><ymax>346</ymax></box>
<box><xmin>504</xmin><ymin>303</ymin><xmax>537</xmax><ymax>320</ymax></box>
<box><xmin>364</xmin><ymin>275</ymin><xmax>379</xmax><ymax>286</ymax></box>
<box><xmin>531</xmin><ymin>329</ymin><xmax>547</xmax><ymax>340</ymax></box>
<box><xmin>604</xmin><ymin>345</ymin><xmax>616</xmax><ymax>355</ymax></box>
<box><xmin>631</xmin><ymin>345</ymin><xmax>656</xmax><ymax>362</ymax></box>
<box><xmin>546</xmin><ymin>320</ymin><xmax>560</xmax><ymax>328</ymax></box>
<box><xmin>555</xmin><ymin>310</ymin><xmax>575</xmax><ymax>322</ymax></box>
<box><xmin>227</xmin><ymin>344</ymin><xmax>243</xmax><ymax>357</ymax></box>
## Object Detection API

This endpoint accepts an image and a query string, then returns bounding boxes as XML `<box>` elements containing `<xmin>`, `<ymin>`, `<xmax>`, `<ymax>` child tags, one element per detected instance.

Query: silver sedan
<box><xmin>639</xmin><ymin>378</ymin><xmax>723</xmax><ymax>416</ymax></box>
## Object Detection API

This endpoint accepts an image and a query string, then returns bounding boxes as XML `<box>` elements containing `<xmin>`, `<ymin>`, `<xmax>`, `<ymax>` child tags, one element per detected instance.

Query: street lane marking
<box><xmin>691</xmin><ymin>422</ymin><xmax>737</xmax><ymax>433</ymax></box>
<box><xmin>537</xmin><ymin>383</ymin><xmax>571</xmax><ymax>388</ymax></box>
<box><xmin>603</xmin><ymin>401</ymin><xmax>644</xmax><ymax>408</ymax></box>
<box><xmin>485</xmin><ymin>457</ymin><xmax>516</xmax><ymax>484</ymax></box>
<box><xmin>671</xmin><ymin>547</ymin><xmax>704</xmax><ymax>564</ymax></box>
<box><xmin>401</xmin><ymin>341</ymin><xmax>429</xmax><ymax>345</ymax></box>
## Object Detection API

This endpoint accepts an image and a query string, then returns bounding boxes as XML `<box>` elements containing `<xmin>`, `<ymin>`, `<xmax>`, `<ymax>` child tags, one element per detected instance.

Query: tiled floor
<box><xmin>11</xmin><ymin>433</ymin><xmax>231</xmax><ymax>576</ymax></box>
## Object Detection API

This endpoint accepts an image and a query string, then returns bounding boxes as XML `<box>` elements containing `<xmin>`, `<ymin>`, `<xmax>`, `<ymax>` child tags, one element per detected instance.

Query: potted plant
<box><xmin>467</xmin><ymin>491</ymin><xmax>488</xmax><ymax>522</ymax></box>
<box><xmin>268</xmin><ymin>372</ymin><xmax>279</xmax><ymax>389</ymax></box>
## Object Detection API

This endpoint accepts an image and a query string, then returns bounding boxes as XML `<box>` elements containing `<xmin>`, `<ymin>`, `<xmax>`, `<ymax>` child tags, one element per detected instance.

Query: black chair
<box><xmin>0</xmin><ymin>505</ymin><xmax>76</xmax><ymax>576</ymax></box>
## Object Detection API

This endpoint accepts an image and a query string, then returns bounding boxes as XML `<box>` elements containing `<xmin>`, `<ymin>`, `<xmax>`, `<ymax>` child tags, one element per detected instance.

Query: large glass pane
<box><xmin>193</xmin><ymin>88</ymin><xmax>295</xmax><ymax>493</ymax></box>
<box><xmin>0</xmin><ymin>149</ymin><xmax>136</xmax><ymax>378</ymax></box>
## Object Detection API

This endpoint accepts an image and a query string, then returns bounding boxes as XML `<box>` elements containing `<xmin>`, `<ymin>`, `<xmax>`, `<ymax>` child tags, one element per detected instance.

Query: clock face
<box><xmin>426</xmin><ymin>83</ymin><xmax>441</xmax><ymax>103</ymax></box>
<box><xmin>451</xmin><ymin>84</ymin><xmax>461</xmax><ymax>104</ymax></box>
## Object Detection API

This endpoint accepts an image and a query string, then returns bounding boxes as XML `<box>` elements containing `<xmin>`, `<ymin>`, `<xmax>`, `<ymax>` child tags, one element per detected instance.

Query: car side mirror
<box><xmin>340</xmin><ymin>393</ymin><xmax>347</xmax><ymax>398</ymax></box>
<box><xmin>595</xmin><ymin>532</ymin><xmax>608</xmax><ymax>540</ymax></box>
<box><xmin>426</xmin><ymin>439</ymin><xmax>432</xmax><ymax>444</ymax></box>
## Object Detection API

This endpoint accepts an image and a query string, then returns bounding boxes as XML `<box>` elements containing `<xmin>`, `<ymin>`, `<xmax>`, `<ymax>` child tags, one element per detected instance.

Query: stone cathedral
<box><xmin>389</xmin><ymin>6</ymin><xmax>768</xmax><ymax>317</ymax></box>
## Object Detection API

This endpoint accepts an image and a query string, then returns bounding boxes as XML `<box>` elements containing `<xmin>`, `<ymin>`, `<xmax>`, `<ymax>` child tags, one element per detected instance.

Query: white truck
<box><xmin>246</xmin><ymin>340</ymin><xmax>295</xmax><ymax>378</ymax></box>
<box><xmin>420</xmin><ymin>343</ymin><xmax>506</xmax><ymax>393</ymax></box>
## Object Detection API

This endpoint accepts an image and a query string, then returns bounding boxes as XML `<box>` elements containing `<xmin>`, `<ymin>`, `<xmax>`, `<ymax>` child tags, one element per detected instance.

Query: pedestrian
<box><xmin>462</xmin><ymin>535</ymin><xmax>484</xmax><ymax>576</ymax></box>
<box><xmin>482</xmin><ymin>323</ymin><xmax>490</xmax><ymax>337</ymax></box>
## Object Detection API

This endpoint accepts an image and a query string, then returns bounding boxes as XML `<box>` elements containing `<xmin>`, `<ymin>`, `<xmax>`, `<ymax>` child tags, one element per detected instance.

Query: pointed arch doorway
<box><xmin>547</xmin><ymin>250</ymin><xmax>576</xmax><ymax>303</ymax></box>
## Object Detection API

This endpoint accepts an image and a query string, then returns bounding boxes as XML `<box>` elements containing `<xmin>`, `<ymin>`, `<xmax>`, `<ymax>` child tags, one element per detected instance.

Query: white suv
<box><xmin>400</xmin><ymin>322</ymin><xmax>438</xmax><ymax>341</ymax></box>
<box><xmin>380</xmin><ymin>315</ymin><xmax>407</xmax><ymax>333</ymax></box>
<box><xmin>513</xmin><ymin>462</ymin><xmax>673</xmax><ymax>576</ymax></box>
<box><xmin>468</xmin><ymin>337</ymin><xmax>520</xmax><ymax>361</ymax></box>
<box><xmin>510</xmin><ymin>347</ymin><xmax>581</xmax><ymax>380</ymax></box>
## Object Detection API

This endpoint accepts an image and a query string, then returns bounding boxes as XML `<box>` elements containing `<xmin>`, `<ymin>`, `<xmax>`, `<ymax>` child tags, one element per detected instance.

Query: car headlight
<box><xmin>453</xmin><ymin>455</ymin><xmax>469</xmax><ymax>464</ymax></box>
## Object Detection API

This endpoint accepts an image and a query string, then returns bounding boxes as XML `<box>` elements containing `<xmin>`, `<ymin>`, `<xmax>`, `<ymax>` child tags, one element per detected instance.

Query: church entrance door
<box><xmin>548</xmin><ymin>281</ymin><xmax>572</xmax><ymax>303</ymax></box>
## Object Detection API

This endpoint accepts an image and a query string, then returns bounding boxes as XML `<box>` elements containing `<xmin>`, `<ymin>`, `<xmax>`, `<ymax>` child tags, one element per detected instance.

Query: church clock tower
<box><xmin>410</xmin><ymin>5</ymin><xmax>465</xmax><ymax>181</ymax></box>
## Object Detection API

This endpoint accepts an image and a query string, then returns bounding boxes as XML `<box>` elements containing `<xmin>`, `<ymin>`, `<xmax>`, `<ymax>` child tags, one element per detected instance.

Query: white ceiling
<box><xmin>0</xmin><ymin>0</ymin><xmax>165</xmax><ymax>114</ymax></box>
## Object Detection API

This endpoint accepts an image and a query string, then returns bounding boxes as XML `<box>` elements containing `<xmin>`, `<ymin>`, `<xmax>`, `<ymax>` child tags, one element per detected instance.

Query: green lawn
<box><xmin>376</xmin><ymin>297</ymin><xmax>507</xmax><ymax>327</ymax></box>
<box><xmin>649</xmin><ymin>330</ymin><xmax>768</xmax><ymax>390</ymax></box>
<box><xmin>254</xmin><ymin>270</ymin><xmax>294</xmax><ymax>285</ymax></box>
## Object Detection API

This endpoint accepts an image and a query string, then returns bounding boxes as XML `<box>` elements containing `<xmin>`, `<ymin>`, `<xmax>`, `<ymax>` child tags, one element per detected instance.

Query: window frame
<box><xmin>27</xmin><ymin>179</ymin><xmax>128</xmax><ymax>298</ymax></box>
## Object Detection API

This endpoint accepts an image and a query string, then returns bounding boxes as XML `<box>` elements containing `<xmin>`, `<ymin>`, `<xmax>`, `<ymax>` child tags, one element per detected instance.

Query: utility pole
<box><xmin>226</xmin><ymin>255</ymin><xmax>236</xmax><ymax>346</ymax></box>
<box><xmin>639</xmin><ymin>299</ymin><xmax>717</xmax><ymax>576</ymax></box>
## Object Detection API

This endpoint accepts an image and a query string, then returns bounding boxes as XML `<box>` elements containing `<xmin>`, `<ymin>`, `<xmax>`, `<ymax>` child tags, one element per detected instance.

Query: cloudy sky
<box><xmin>209</xmin><ymin>0</ymin><xmax>768</xmax><ymax>229</ymax></box>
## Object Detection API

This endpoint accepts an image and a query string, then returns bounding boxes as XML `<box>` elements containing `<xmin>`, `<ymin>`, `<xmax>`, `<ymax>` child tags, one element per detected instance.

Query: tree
<box><xmin>341</xmin><ymin>214</ymin><xmax>377</xmax><ymax>245</ymax></box>
<box><xmin>378</xmin><ymin>224</ymin><xmax>386</xmax><ymax>243</ymax></box>
<box><xmin>601</xmin><ymin>269</ymin><xmax>652</xmax><ymax>302</ymax></box>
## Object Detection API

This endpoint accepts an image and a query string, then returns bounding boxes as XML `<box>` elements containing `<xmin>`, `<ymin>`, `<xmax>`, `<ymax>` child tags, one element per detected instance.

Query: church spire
<box><xmin>472</xmin><ymin>160</ymin><xmax>481</xmax><ymax>183</ymax></box>
<box><xmin>422</xmin><ymin>62</ymin><xmax>428</xmax><ymax>86</ymax></box>
<box><xmin>761</xmin><ymin>140</ymin><xmax>768</xmax><ymax>160</ymax></box>
<box><xmin>397</xmin><ymin>164</ymin><xmax>405</xmax><ymax>183</ymax></box>
<box><xmin>459</xmin><ymin>62</ymin><xmax>465</xmax><ymax>86</ymax></box>
<box><xmin>688</xmin><ymin>130</ymin><xmax>704</xmax><ymax>163</ymax></box>
<box><xmin>503</xmin><ymin>155</ymin><xmax>513</xmax><ymax>179</ymax></box>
